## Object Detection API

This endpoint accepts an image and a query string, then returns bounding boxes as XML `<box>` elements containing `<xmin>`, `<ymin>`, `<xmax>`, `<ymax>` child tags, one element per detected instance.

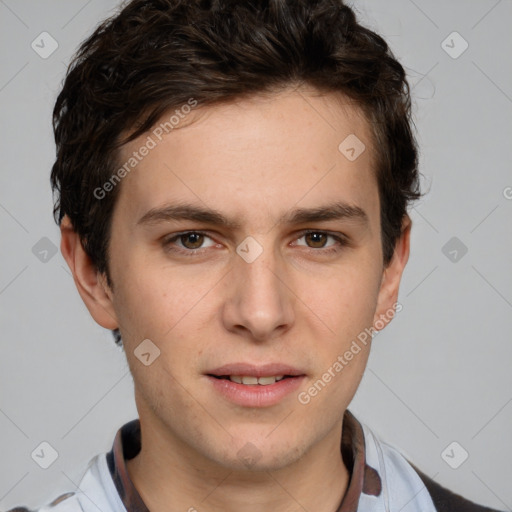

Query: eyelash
<box><xmin>162</xmin><ymin>230</ymin><xmax>348</xmax><ymax>257</ymax></box>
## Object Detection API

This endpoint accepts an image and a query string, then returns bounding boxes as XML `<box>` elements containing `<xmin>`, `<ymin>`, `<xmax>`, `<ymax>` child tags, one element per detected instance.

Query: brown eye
<box><xmin>304</xmin><ymin>232</ymin><xmax>329</xmax><ymax>248</ymax></box>
<box><xmin>293</xmin><ymin>230</ymin><xmax>347</xmax><ymax>254</ymax></box>
<box><xmin>163</xmin><ymin>231</ymin><xmax>217</xmax><ymax>256</ymax></box>
<box><xmin>180</xmin><ymin>232</ymin><xmax>204</xmax><ymax>249</ymax></box>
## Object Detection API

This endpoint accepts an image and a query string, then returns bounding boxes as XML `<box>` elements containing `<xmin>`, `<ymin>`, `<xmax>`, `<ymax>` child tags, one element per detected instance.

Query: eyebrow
<box><xmin>137</xmin><ymin>200</ymin><xmax>368</xmax><ymax>229</ymax></box>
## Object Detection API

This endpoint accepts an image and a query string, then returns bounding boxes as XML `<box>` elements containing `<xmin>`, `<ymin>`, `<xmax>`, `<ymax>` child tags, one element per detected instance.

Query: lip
<box><xmin>207</xmin><ymin>362</ymin><xmax>305</xmax><ymax>378</ymax></box>
<box><xmin>206</xmin><ymin>374</ymin><xmax>305</xmax><ymax>407</ymax></box>
<box><xmin>205</xmin><ymin>363</ymin><xmax>306</xmax><ymax>408</ymax></box>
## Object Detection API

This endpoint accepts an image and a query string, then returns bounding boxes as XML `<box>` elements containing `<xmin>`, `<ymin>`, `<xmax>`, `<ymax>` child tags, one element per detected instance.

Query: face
<box><xmin>67</xmin><ymin>87</ymin><xmax>409</xmax><ymax>472</ymax></box>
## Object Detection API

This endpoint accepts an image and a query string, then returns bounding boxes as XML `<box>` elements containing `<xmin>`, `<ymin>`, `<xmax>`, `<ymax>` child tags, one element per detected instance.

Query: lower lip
<box><xmin>206</xmin><ymin>376</ymin><xmax>305</xmax><ymax>407</ymax></box>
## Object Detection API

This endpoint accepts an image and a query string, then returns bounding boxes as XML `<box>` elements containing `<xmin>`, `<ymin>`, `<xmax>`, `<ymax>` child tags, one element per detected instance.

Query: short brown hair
<box><xmin>51</xmin><ymin>0</ymin><xmax>421</xmax><ymax>345</ymax></box>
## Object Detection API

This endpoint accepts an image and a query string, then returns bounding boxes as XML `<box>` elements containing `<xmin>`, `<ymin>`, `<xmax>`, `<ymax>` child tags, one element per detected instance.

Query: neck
<box><xmin>126</xmin><ymin>417</ymin><xmax>350</xmax><ymax>512</ymax></box>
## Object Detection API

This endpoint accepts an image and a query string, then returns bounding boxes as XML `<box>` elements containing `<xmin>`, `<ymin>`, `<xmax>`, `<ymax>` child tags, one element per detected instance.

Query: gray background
<box><xmin>1</xmin><ymin>0</ymin><xmax>511</xmax><ymax>510</ymax></box>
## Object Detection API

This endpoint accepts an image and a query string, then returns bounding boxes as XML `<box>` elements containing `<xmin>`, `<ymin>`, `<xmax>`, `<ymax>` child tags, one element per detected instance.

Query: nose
<box><xmin>221</xmin><ymin>239</ymin><xmax>295</xmax><ymax>342</ymax></box>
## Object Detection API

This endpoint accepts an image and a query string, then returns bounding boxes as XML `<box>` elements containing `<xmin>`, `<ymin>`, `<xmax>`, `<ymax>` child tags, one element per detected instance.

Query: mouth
<box><xmin>207</xmin><ymin>362</ymin><xmax>305</xmax><ymax>379</ymax></box>
<box><xmin>208</xmin><ymin>374</ymin><xmax>293</xmax><ymax>385</ymax></box>
<box><xmin>205</xmin><ymin>363</ymin><xmax>306</xmax><ymax>407</ymax></box>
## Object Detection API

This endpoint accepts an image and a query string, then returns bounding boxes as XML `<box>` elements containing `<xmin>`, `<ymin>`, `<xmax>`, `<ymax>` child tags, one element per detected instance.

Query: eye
<box><xmin>162</xmin><ymin>231</ymin><xmax>217</xmax><ymax>255</ymax></box>
<box><xmin>162</xmin><ymin>229</ymin><xmax>347</xmax><ymax>258</ymax></box>
<box><xmin>293</xmin><ymin>230</ymin><xmax>347</xmax><ymax>253</ymax></box>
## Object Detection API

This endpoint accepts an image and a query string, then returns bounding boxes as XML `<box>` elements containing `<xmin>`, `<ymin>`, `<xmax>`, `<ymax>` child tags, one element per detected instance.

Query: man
<box><xmin>9</xmin><ymin>0</ymin><xmax>504</xmax><ymax>510</ymax></box>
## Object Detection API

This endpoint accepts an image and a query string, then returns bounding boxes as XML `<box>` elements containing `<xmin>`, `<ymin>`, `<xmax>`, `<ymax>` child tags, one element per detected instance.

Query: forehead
<box><xmin>113</xmin><ymin>87</ymin><xmax>378</xmax><ymax>230</ymax></box>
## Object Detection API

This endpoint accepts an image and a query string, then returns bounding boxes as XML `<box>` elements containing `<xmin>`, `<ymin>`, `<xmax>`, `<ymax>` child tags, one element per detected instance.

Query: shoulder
<box><xmin>408</xmin><ymin>461</ymin><xmax>505</xmax><ymax>512</ymax></box>
<box><xmin>360</xmin><ymin>421</ymin><xmax>504</xmax><ymax>512</ymax></box>
<box><xmin>5</xmin><ymin>492</ymin><xmax>80</xmax><ymax>512</ymax></box>
<box><xmin>5</xmin><ymin>452</ymin><xmax>122</xmax><ymax>512</ymax></box>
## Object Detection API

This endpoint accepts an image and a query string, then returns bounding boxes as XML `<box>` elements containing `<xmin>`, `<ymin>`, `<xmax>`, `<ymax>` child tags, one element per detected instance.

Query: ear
<box><xmin>60</xmin><ymin>215</ymin><xmax>119</xmax><ymax>330</ymax></box>
<box><xmin>373</xmin><ymin>216</ymin><xmax>411</xmax><ymax>329</ymax></box>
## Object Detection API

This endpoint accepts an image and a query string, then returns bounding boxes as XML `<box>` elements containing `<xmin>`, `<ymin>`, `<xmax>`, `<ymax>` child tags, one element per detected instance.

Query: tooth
<box><xmin>257</xmin><ymin>376</ymin><xmax>276</xmax><ymax>385</ymax></box>
<box><xmin>228</xmin><ymin>375</ymin><xmax>286</xmax><ymax>385</ymax></box>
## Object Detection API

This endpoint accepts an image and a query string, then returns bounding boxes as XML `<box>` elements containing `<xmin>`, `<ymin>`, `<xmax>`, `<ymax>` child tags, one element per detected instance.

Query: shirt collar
<box><xmin>106</xmin><ymin>408</ymin><xmax>382</xmax><ymax>511</ymax></box>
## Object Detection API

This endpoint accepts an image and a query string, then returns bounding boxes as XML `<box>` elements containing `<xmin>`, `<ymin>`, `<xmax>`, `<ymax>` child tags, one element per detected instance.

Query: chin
<box><xmin>216</xmin><ymin>449</ymin><xmax>303</xmax><ymax>473</ymax></box>
<box><xmin>209</xmin><ymin>432</ymin><xmax>307</xmax><ymax>473</ymax></box>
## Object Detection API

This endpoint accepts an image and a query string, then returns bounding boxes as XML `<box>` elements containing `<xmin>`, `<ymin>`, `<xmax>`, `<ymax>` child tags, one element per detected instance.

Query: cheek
<box><xmin>303</xmin><ymin>260</ymin><xmax>382</xmax><ymax>340</ymax></box>
<box><xmin>113</xmin><ymin>259</ymin><xmax>216</xmax><ymax>342</ymax></box>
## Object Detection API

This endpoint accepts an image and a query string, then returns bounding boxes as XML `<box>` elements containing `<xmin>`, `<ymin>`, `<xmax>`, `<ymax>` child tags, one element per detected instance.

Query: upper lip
<box><xmin>207</xmin><ymin>363</ymin><xmax>305</xmax><ymax>377</ymax></box>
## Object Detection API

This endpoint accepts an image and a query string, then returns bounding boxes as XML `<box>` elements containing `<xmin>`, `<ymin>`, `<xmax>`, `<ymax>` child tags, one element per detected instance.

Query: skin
<box><xmin>60</xmin><ymin>86</ymin><xmax>411</xmax><ymax>512</ymax></box>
